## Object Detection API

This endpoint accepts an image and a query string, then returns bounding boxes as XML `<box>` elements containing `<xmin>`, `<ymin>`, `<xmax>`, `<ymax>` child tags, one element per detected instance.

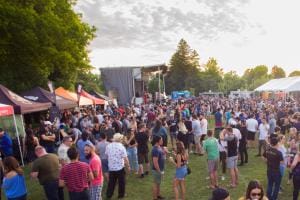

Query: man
<box><xmin>192</xmin><ymin>114</ymin><xmax>202</xmax><ymax>155</ymax></box>
<box><xmin>84</xmin><ymin>144</ymin><xmax>103</xmax><ymax>200</ymax></box>
<box><xmin>263</xmin><ymin>135</ymin><xmax>283</xmax><ymax>200</ymax></box>
<box><xmin>203</xmin><ymin>130</ymin><xmax>219</xmax><ymax>189</ymax></box>
<box><xmin>257</xmin><ymin>118</ymin><xmax>269</xmax><ymax>156</ymax></box>
<box><xmin>0</xmin><ymin>128</ymin><xmax>13</xmax><ymax>157</ymax></box>
<box><xmin>39</xmin><ymin>122</ymin><xmax>56</xmax><ymax>153</ymax></box>
<box><xmin>214</xmin><ymin>108</ymin><xmax>223</xmax><ymax>137</ymax></box>
<box><xmin>167</xmin><ymin>116</ymin><xmax>178</xmax><ymax>149</ymax></box>
<box><xmin>59</xmin><ymin>147</ymin><xmax>93</xmax><ymax>200</ymax></box>
<box><xmin>57</xmin><ymin>136</ymin><xmax>73</xmax><ymax>166</ymax></box>
<box><xmin>246</xmin><ymin>114</ymin><xmax>258</xmax><ymax>148</ymax></box>
<box><xmin>268</xmin><ymin>114</ymin><xmax>277</xmax><ymax>134</ymax></box>
<box><xmin>200</xmin><ymin>113</ymin><xmax>208</xmax><ymax>151</ymax></box>
<box><xmin>95</xmin><ymin>133</ymin><xmax>110</xmax><ymax>181</ymax></box>
<box><xmin>224</xmin><ymin>127</ymin><xmax>239</xmax><ymax>188</ymax></box>
<box><xmin>135</xmin><ymin>123</ymin><xmax>150</xmax><ymax>178</ymax></box>
<box><xmin>151</xmin><ymin>135</ymin><xmax>165</xmax><ymax>200</ymax></box>
<box><xmin>31</xmin><ymin>146</ymin><xmax>63</xmax><ymax>200</ymax></box>
<box><xmin>105</xmin><ymin>133</ymin><xmax>130</xmax><ymax>199</ymax></box>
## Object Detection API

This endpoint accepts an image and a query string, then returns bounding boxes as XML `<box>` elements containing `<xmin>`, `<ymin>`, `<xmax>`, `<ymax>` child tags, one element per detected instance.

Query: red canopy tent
<box><xmin>0</xmin><ymin>103</ymin><xmax>14</xmax><ymax>116</ymax></box>
<box><xmin>81</xmin><ymin>90</ymin><xmax>105</xmax><ymax>105</ymax></box>
<box><xmin>0</xmin><ymin>103</ymin><xmax>24</xmax><ymax>165</ymax></box>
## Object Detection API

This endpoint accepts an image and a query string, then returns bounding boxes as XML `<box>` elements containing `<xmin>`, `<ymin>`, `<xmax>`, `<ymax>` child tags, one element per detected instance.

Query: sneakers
<box><xmin>189</xmin><ymin>150</ymin><xmax>194</xmax><ymax>154</ymax></box>
<box><xmin>145</xmin><ymin>171</ymin><xmax>149</xmax><ymax>175</ymax></box>
<box><xmin>157</xmin><ymin>195</ymin><xmax>165</xmax><ymax>199</ymax></box>
<box><xmin>221</xmin><ymin>176</ymin><xmax>225</xmax><ymax>181</ymax></box>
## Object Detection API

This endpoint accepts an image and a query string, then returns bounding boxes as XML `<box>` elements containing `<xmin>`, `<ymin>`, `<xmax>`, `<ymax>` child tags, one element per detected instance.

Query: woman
<box><xmin>2</xmin><ymin>156</ymin><xmax>27</xmax><ymax>200</ymax></box>
<box><xmin>287</xmin><ymin>127</ymin><xmax>298</xmax><ymax>185</ymax></box>
<box><xmin>238</xmin><ymin>180</ymin><xmax>268</xmax><ymax>200</ymax></box>
<box><xmin>23</xmin><ymin>129</ymin><xmax>39</xmax><ymax>165</ymax></box>
<box><xmin>126</xmin><ymin>129</ymin><xmax>139</xmax><ymax>174</ymax></box>
<box><xmin>169</xmin><ymin>141</ymin><xmax>188</xmax><ymax>200</ymax></box>
<box><xmin>92</xmin><ymin>116</ymin><xmax>101</xmax><ymax>140</ymax></box>
<box><xmin>177</xmin><ymin>118</ymin><xmax>189</xmax><ymax>150</ymax></box>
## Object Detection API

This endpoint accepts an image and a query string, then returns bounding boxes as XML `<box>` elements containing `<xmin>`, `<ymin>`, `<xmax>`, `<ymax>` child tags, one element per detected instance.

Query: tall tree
<box><xmin>165</xmin><ymin>39</ymin><xmax>201</xmax><ymax>93</ymax></box>
<box><xmin>218</xmin><ymin>71</ymin><xmax>243</xmax><ymax>94</ymax></box>
<box><xmin>271</xmin><ymin>65</ymin><xmax>286</xmax><ymax>79</ymax></box>
<box><xmin>289</xmin><ymin>70</ymin><xmax>300</xmax><ymax>77</ymax></box>
<box><xmin>76</xmin><ymin>71</ymin><xmax>104</xmax><ymax>93</ymax></box>
<box><xmin>202</xmin><ymin>57</ymin><xmax>223</xmax><ymax>91</ymax></box>
<box><xmin>0</xmin><ymin>0</ymin><xmax>96</xmax><ymax>92</ymax></box>
<box><xmin>242</xmin><ymin>65</ymin><xmax>269</xmax><ymax>90</ymax></box>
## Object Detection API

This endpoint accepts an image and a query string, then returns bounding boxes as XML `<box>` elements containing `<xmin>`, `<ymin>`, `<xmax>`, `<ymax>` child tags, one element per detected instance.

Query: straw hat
<box><xmin>112</xmin><ymin>133</ymin><xmax>124</xmax><ymax>142</ymax></box>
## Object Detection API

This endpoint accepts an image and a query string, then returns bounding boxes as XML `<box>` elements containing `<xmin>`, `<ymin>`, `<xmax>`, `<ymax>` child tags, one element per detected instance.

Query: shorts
<box><xmin>227</xmin><ymin>156</ymin><xmax>238</xmax><ymax>169</ymax></box>
<box><xmin>247</xmin><ymin>131</ymin><xmax>256</xmax><ymax>140</ymax></box>
<box><xmin>188</xmin><ymin>133</ymin><xmax>194</xmax><ymax>144</ymax></box>
<box><xmin>101</xmin><ymin>159</ymin><xmax>109</xmax><ymax>173</ymax></box>
<box><xmin>138</xmin><ymin>152</ymin><xmax>149</xmax><ymax>164</ymax></box>
<box><xmin>152</xmin><ymin>170</ymin><xmax>162</xmax><ymax>184</ymax></box>
<box><xmin>208</xmin><ymin>159</ymin><xmax>219</xmax><ymax>173</ymax></box>
<box><xmin>194</xmin><ymin>135</ymin><xmax>201</xmax><ymax>145</ymax></box>
<box><xmin>175</xmin><ymin>165</ymin><xmax>187</xmax><ymax>180</ymax></box>
<box><xmin>170</xmin><ymin>132</ymin><xmax>177</xmax><ymax>140</ymax></box>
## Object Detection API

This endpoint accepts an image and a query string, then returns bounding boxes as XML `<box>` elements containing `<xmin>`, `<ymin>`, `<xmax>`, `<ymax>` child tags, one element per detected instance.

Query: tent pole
<box><xmin>13</xmin><ymin>114</ymin><xmax>24</xmax><ymax>166</ymax></box>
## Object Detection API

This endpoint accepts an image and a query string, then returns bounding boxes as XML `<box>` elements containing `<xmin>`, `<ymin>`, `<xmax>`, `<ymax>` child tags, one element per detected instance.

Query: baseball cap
<box><xmin>210</xmin><ymin>188</ymin><xmax>229</xmax><ymax>200</ymax></box>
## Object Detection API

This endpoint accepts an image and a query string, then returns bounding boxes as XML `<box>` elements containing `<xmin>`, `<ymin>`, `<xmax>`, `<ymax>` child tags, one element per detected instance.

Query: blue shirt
<box><xmin>151</xmin><ymin>146</ymin><xmax>164</xmax><ymax>171</ymax></box>
<box><xmin>2</xmin><ymin>174</ymin><xmax>27</xmax><ymax>198</ymax></box>
<box><xmin>0</xmin><ymin>133</ymin><xmax>13</xmax><ymax>156</ymax></box>
<box><xmin>76</xmin><ymin>139</ymin><xmax>93</xmax><ymax>163</ymax></box>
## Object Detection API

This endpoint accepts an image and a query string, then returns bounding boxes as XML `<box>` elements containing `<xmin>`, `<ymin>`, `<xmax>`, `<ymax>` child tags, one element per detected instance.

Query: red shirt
<box><xmin>90</xmin><ymin>154</ymin><xmax>103</xmax><ymax>186</ymax></box>
<box><xmin>60</xmin><ymin>161</ymin><xmax>91</xmax><ymax>192</ymax></box>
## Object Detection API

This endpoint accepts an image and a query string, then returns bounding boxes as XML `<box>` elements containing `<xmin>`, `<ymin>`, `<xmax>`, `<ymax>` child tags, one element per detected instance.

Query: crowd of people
<box><xmin>0</xmin><ymin>94</ymin><xmax>299</xmax><ymax>200</ymax></box>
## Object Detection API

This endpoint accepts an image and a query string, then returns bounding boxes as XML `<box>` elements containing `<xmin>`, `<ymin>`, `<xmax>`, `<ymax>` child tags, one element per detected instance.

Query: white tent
<box><xmin>255</xmin><ymin>76</ymin><xmax>300</xmax><ymax>92</ymax></box>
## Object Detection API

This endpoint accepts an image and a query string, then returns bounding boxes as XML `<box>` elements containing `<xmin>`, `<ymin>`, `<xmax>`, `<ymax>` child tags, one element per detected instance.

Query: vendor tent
<box><xmin>81</xmin><ymin>90</ymin><xmax>105</xmax><ymax>105</ymax></box>
<box><xmin>55</xmin><ymin>87</ymin><xmax>93</xmax><ymax>106</ymax></box>
<box><xmin>255</xmin><ymin>76</ymin><xmax>300</xmax><ymax>92</ymax></box>
<box><xmin>21</xmin><ymin>87</ymin><xmax>77</xmax><ymax>110</ymax></box>
<box><xmin>0</xmin><ymin>84</ymin><xmax>51</xmax><ymax>114</ymax></box>
<box><xmin>90</xmin><ymin>91</ymin><xmax>110</xmax><ymax>101</ymax></box>
<box><xmin>0</xmin><ymin>103</ymin><xmax>24</xmax><ymax>165</ymax></box>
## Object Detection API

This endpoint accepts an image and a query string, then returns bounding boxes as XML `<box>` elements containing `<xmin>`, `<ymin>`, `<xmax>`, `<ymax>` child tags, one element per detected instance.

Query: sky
<box><xmin>75</xmin><ymin>0</ymin><xmax>300</xmax><ymax>75</ymax></box>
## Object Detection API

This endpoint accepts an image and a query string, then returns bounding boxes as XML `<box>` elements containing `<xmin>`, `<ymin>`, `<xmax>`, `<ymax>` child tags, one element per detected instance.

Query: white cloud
<box><xmin>76</xmin><ymin>0</ymin><xmax>300</xmax><ymax>75</ymax></box>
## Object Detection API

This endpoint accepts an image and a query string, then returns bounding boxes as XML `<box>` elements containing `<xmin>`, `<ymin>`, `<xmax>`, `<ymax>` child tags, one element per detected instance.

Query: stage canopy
<box><xmin>81</xmin><ymin>90</ymin><xmax>105</xmax><ymax>105</ymax></box>
<box><xmin>21</xmin><ymin>87</ymin><xmax>77</xmax><ymax>110</ymax></box>
<box><xmin>255</xmin><ymin>76</ymin><xmax>300</xmax><ymax>92</ymax></box>
<box><xmin>0</xmin><ymin>85</ymin><xmax>51</xmax><ymax>114</ymax></box>
<box><xmin>55</xmin><ymin>87</ymin><xmax>93</xmax><ymax>106</ymax></box>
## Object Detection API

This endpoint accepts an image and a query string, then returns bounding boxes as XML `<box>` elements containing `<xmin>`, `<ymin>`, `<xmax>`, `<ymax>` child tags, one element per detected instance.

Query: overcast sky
<box><xmin>75</xmin><ymin>0</ymin><xmax>300</xmax><ymax>75</ymax></box>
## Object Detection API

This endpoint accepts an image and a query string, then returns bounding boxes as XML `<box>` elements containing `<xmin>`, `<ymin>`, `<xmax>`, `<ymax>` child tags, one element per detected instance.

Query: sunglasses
<box><xmin>250</xmin><ymin>192</ymin><xmax>261</xmax><ymax>197</ymax></box>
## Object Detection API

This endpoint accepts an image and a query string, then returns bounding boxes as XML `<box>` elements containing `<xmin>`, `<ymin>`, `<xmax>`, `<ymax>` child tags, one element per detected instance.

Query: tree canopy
<box><xmin>289</xmin><ymin>70</ymin><xmax>300</xmax><ymax>77</ymax></box>
<box><xmin>271</xmin><ymin>65</ymin><xmax>286</xmax><ymax>79</ymax></box>
<box><xmin>0</xmin><ymin>0</ymin><xmax>96</xmax><ymax>92</ymax></box>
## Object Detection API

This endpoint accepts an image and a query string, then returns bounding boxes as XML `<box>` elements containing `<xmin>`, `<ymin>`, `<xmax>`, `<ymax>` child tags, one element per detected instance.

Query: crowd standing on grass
<box><xmin>0</xmin><ymin>95</ymin><xmax>300</xmax><ymax>200</ymax></box>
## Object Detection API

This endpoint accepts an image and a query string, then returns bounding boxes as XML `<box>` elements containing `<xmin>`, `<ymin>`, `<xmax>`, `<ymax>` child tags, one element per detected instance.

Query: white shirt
<box><xmin>97</xmin><ymin>114</ymin><xmax>104</xmax><ymax>124</ymax></box>
<box><xmin>192</xmin><ymin>120</ymin><xmax>201</xmax><ymax>136</ymax></box>
<box><xmin>57</xmin><ymin>143</ymin><xmax>70</xmax><ymax>164</ymax></box>
<box><xmin>246</xmin><ymin>118</ymin><xmax>258</xmax><ymax>132</ymax></box>
<box><xmin>201</xmin><ymin>118</ymin><xmax>208</xmax><ymax>135</ymax></box>
<box><xmin>228</xmin><ymin>118</ymin><xmax>237</xmax><ymax>126</ymax></box>
<box><xmin>258</xmin><ymin>123</ymin><xmax>269</xmax><ymax>140</ymax></box>
<box><xmin>105</xmin><ymin>142</ymin><xmax>127</xmax><ymax>171</ymax></box>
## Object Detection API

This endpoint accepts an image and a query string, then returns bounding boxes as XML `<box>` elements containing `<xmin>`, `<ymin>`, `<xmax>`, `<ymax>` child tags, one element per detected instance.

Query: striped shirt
<box><xmin>59</xmin><ymin>161</ymin><xmax>91</xmax><ymax>192</ymax></box>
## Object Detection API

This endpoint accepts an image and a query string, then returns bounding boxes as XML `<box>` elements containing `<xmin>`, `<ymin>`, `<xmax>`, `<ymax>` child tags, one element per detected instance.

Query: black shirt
<box><xmin>227</xmin><ymin>136</ymin><xmax>238</xmax><ymax>157</ymax></box>
<box><xmin>168</xmin><ymin>119</ymin><xmax>178</xmax><ymax>133</ymax></box>
<box><xmin>263</xmin><ymin>146</ymin><xmax>283</xmax><ymax>173</ymax></box>
<box><xmin>135</xmin><ymin>132</ymin><xmax>149</xmax><ymax>154</ymax></box>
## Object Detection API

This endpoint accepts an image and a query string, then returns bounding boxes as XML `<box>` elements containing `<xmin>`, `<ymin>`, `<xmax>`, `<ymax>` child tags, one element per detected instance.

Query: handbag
<box><xmin>187</xmin><ymin>166</ymin><xmax>191</xmax><ymax>175</ymax></box>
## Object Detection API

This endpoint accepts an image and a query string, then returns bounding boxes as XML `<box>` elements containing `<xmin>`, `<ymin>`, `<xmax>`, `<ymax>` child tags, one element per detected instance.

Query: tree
<box><xmin>76</xmin><ymin>72</ymin><xmax>104</xmax><ymax>93</ymax></box>
<box><xmin>242</xmin><ymin>65</ymin><xmax>269</xmax><ymax>90</ymax></box>
<box><xmin>271</xmin><ymin>65</ymin><xmax>286</xmax><ymax>79</ymax></box>
<box><xmin>0</xmin><ymin>0</ymin><xmax>96</xmax><ymax>92</ymax></box>
<box><xmin>218</xmin><ymin>71</ymin><xmax>243</xmax><ymax>94</ymax></box>
<box><xmin>147</xmin><ymin>74</ymin><xmax>163</xmax><ymax>95</ymax></box>
<box><xmin>289</xmin><ymin>70</ymin><xmax>300</xmax><ymax>77</ymax></box>
<box><xmin>165</xmin><ymin>39</ymin><xmax>201</xmax><ymax>93</ymax></box>
<box><xmin>202</xmin><ymin>57</ymin><xmax>223</xmax><ymax>91</ymax></box>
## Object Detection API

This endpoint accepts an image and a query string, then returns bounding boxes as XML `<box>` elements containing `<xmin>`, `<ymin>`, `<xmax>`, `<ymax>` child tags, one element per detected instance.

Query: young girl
<box><xmin>287</xmin><ymin>128</ymin><xmax>298</xmax><ymax>185</ymax></box>
<box><xmin>169</xmin><ymin>141</ymin><xmax>188</xmax><ymax>200</ymax></box>
<box><xmin>2</xmin><ymin>156</ymin><xmax>27</xmax><ymax>200</ymax></box>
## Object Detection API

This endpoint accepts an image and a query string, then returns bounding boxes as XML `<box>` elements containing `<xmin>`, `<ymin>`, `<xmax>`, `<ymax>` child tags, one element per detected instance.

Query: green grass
<box><xmin>1</xmin><ymin>148</ymin><xmax>292</xmax><ymax>200</ymax></box>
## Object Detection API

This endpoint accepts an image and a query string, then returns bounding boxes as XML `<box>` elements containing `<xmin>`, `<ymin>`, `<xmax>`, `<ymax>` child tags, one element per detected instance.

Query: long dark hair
<box><xmin>245</xmin><ymin>180</ymin><xmax>265</xmax><ymax>200</ymax></box>
<box><xmin>176</xmin><ymin>141</ymin><xmax>185</xmax><ymax>156</ymax></box>
<box><xmin>25</xmin><ymin>129</ymin><xmax>35</xmax><ymax>146</ymax></box>
<box><xmin>3</xmin><ymin>156</ymin><xmax>23</xmax><ymax>175</ymax></box>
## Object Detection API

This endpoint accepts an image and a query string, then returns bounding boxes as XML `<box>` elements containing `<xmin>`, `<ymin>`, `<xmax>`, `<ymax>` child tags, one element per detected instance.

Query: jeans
<box><xmin>127</xmin><ymin>147</ymin><xmax>138</xmax><ymax>171</ymax></box>
<box><xmin>239</xmin><ymin>144</ymin><xmax>248</xmax><ymax>164</ymax></box>
<box><xmin>258</xmin><ymin>140</ymin><xmax>266</xmax><ymax>155</ymax></box>
<box><xmin>267</xmin><ymin>170</ymin><xmax>281</xmax><ymax>200</ymax></box>
<box><xmin>293</xmin><ymin>175</ymin><xmax>300</xmax><ymax>200</ymax></box>
<box><xmin>43</xmin><ymin>180</ymin><xmax>64</xmax><ymax>200</ymax></box>
<box><xmin>106</xmin><ymin>168</ymin><xmax>126</xmax><ymax>198</ymax></box>
<box><xmin>69</xmin><ymin>189</ymin><xmax>90</xmax><ymax>200</ymax></box>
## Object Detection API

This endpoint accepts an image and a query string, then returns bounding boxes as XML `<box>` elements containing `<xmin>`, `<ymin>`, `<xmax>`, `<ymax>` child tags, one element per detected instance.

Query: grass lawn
<box><xmin>1</xmin><ymin>148</ymin><xmax>293</xmax><ymax>200</ymax></box>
